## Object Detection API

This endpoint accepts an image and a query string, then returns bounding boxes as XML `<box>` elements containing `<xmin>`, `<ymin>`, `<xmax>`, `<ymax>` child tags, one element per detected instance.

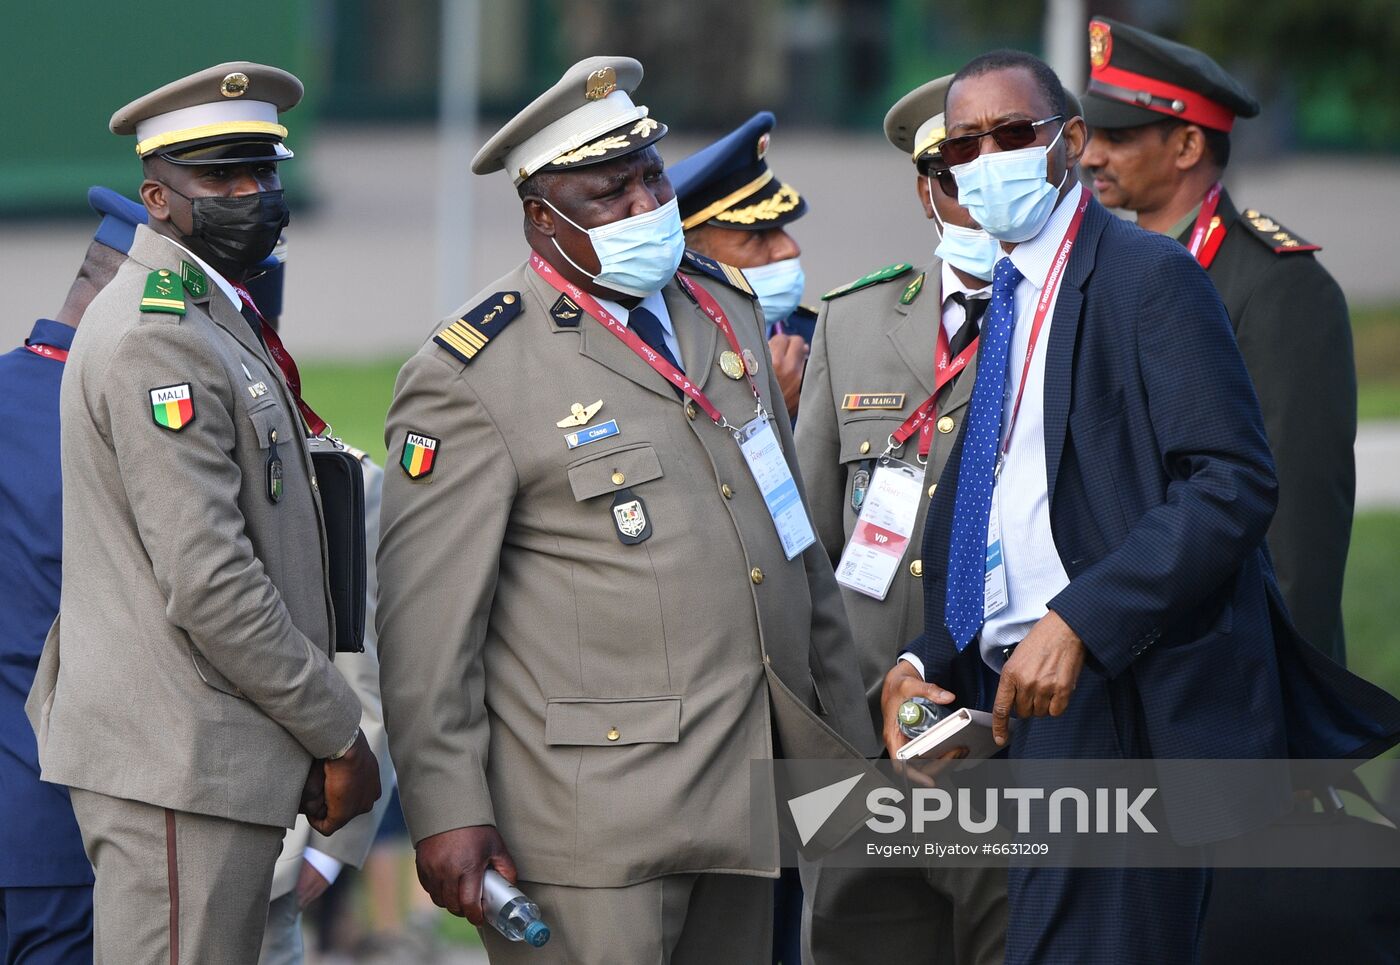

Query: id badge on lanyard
<box><xmin>835</xmin><ymin>457</ymin><xmax>924</xmax><ymax>600</ymax></box>
<box><xmin>984</xmin><ymin>480</ymin><xmax>1009</xmax><ymax>620</ymax></box>
<box><xmin>735</xmin><ymin>414</ymin><xmax>816</xmax><ymax>560</ymax></box>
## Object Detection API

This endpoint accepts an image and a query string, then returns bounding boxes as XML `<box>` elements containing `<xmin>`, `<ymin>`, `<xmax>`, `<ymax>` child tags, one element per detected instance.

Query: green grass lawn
<box><xmin>300</xmin><ymin>358</ymin><xmax>404</xmax><ymax>465</ymax></box>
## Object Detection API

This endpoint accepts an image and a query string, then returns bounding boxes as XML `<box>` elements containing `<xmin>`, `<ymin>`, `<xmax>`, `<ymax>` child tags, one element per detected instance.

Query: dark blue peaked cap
<box><xmin>670</xmin><ymin>111</ymin><xmax>807</xmax><ymax>232</ymax></box>
<box><xmin>87</xmin><ymin>185</ymin><xmax>147</xmax><ymax>254</ymax></box>
<box><xmin>85</xmin><ymin>185</ymin><xmax>285</xmax><ymax>317</ymax></box>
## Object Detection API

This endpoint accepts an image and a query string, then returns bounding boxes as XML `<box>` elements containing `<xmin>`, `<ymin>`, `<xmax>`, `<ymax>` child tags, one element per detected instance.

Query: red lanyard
<box><xmin>1002</xmin><ymin>189</ymin><xmax>1090</xmax><ymax>455</ymax></box>
<box><xmin>529</xmin><ymin>252</ymin><xmax>763</xmax><ymax>427</ymax></box>
<box><xmin>26</xmin><ymin>342</ymin><xmax>69</xmax><ymax>363</ymax></box>
<box><xmin>1186</xmin><ymin>182</ymin><xmax>1225</xmax><ymax>269</ymax></box>
<box><xmin>231</xmin><ymin>284</ymin><xmax>328</xmax><ymax>435</ymax></box>
<box><xmin>889</xmin><ymin>279</ymin><xmax>981</xmax><ymax>458</ymax></box>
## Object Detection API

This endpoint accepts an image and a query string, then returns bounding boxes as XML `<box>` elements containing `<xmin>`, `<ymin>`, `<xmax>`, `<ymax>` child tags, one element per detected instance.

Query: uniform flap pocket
<box><xmin>189</xmin><ymin>645</ymin><xmax>244</xmax><ymax>699</ymax></box>
<box><xmin>545</xmin><ymin>695</ymin><xmax>681</xmax><ymax>746</ymax></box>
<box><xmin>838</xmin><ymin>416</ymin><xmax>902</xmax><ymax>464</ymax></box>
<box><xmin>246</xmin><ymin>399</ymin><xmax>290</xmax><ymax>450</ymax></box>
<box><xmin>566</xmin><ymin>443</ymin><xmax>663</xmax><ymax>502</ymax></box>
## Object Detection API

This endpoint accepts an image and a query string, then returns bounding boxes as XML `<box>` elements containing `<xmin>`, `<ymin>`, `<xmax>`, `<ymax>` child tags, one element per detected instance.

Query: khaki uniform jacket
<box><xmin>28</xmin><ymin>226</ymin><xmax>360</xmax><ymax>829</ymax></box>
<box><xmin>271</xmin><ymin>457</ymin><xmax>396</xmax><ymax>898</ymax></box>
<box><xmin>795</xmin><ymin>260</ymin><xmax>979</xmax><ymax>726</ymax></box>
<box><xmin>376</xmin><ymin>259</ymin><xmax>874</xmax><ymax>888</ymax></box>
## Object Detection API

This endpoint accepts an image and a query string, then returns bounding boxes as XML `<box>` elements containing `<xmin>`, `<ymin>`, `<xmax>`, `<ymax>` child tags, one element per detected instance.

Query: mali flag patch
<box><xmin>400</xmin><ymin>431</ymin><xmax>439</xmax><ymax>479</ymax></box>
<box><xmin>149</xmin><ymin>383</ymin><xmax>195</xmax><ymax>431</ymax></box>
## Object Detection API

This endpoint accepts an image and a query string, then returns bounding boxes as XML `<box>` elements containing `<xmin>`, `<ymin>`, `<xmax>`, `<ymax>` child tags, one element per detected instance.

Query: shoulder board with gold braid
<box><xmin>139</xmin><ymin>268</ymin><xmax>186</xmax><ymax>315</ymax></box>
<box><xmin>821</xmin><ymin>262</ymin><xmax>914</xmax><ymax>301</ymax></box>
<box><xmin>432</xmin><ymin>291</ymin><xmax>522</xmax><ymax>365</ymax></box>
<box><xmin>678</xmin><ymin>250</ymin><xmax>755</xmax><ymax>298</ymax></box>
<box><xmin>1238</xmin><ymin>209</ymin><xmax>1321</xmax><ymax>255</ymax></box>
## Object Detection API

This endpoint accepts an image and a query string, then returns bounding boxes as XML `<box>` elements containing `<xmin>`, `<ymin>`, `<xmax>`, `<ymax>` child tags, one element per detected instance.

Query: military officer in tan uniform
<box><xmin>793</xmin><ymin>75</ymin><xmax>1007</xmax><ymax>965</ymax></box>
<box><xmin>27</xmin><ymin>64</ymin><xmax>380</xmax><ymax>963</ymax></box>
<box><xmin>375</xmin><ymin>57</ymin><xmax>873</xmax><ymax>964</ymax></box>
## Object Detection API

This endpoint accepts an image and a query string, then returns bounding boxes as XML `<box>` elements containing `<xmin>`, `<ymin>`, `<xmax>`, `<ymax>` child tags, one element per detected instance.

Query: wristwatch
<box><xmin>328</xmin><ymin>726</ymin><xmax>360</xmax><ymax>761</ymax></box>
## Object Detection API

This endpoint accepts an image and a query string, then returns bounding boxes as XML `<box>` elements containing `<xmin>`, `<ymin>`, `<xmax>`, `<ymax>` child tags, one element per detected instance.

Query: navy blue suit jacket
<box><xmin>909</xmin><ymin>198</ymin><xmax>1400</xmax><ymax>838</ymax></box>
<box><xmin>0</xmin><ymin>319</ymin><xmax>92</xmax><ymax>887</ymax></box>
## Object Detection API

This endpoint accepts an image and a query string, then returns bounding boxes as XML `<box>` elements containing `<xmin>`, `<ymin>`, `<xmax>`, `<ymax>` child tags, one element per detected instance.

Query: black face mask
<box><xmin>163</xmin><ymin>184</ymin><xmax>290</xmax><ymax>278</ymax></box>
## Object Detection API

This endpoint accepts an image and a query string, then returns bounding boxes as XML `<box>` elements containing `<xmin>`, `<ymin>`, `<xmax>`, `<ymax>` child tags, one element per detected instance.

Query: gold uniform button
<box><xmin>859</xmin><ymin>440</ymin><xmax>871</xmax><ymax>455</ymax></box>
<box><xmin>750</xmin><ymin>567</ymin><xmax>764</xmax><ymax>585</ymax></box>
<box><xmin>606</xmin><ymin>727</ymin><xmax>620</xmax><ymax>742</ymax></box>
<box><xmin>685</xmin><ymin>401</ymin><xmax>698</xmax><ymax>420</ymax></box>
<box><xmin>936</xmin><ymin>416</ymin><xmax>955</xmax><ymax>434</ymax></box>
<box><xmin>928</xmin><ymin>483</ymin><xmax>937</xmax><ymax>499</ymax></box>
<box><xmin>910</xmin><ymin>559</ymin><xmax>923</xmax><ymax>578</ymax></box>
<box><xmin>611</xmin><ymin>471</ymin><xmax>625</xmax><ymax>485</ymax></box>
<box><xmin>721</xmin><ymin>483</ymin><xmax>734</xmax><ymax>499</ymax></box>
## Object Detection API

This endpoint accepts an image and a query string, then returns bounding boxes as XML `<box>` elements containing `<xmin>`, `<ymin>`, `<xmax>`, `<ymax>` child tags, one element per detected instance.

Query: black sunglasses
<box><xmin>938</xmin><ymin>115</ymin><xmax>1063</xmax><ymax>167</ymax></box>
<box><xmin>916</xmin><ymin>156</ymin><xmax>959</xmax><ymax>198</ymax></box>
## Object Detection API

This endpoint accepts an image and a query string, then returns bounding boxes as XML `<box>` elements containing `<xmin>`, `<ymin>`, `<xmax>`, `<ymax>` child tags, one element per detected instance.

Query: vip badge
<box><xmin>149</xmin><ymin>383</ymin><xmax>194</xmax><ymax>431</ymax></box>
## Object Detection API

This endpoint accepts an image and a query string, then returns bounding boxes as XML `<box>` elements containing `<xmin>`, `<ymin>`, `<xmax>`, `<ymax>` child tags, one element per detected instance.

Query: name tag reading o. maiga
<box><xmin>842</xmin><ymin>393</ymin><xmax>906</xmax><ymax>411</ymax></box>
<box><xmin>564</xmin><ymin>419</ymin><xmax>620</xmax><ymax>449</ymax></box>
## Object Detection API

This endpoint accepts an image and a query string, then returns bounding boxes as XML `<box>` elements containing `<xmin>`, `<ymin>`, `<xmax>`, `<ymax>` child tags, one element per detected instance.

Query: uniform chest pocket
<box><xmin>838</xmin><ymin>414</ymin><xmax>903</xmax><ymax>465</ymax></box>
<box><xmin>545</xmin><ymin>695</ymin><xmax>682</xmax><ymax>746</ymax></box>
<box><xmin>246</xmin><ymin>399</ymin><xmax>292</xmax><ymax>449</ymax></box>
<box><xmin>566</xmin><ymin>443</ymin><xmax>663</xmax><ymax>502</ymax></box>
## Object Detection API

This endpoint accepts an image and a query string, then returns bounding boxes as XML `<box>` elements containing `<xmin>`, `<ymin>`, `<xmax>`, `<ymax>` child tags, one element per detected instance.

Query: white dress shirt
<box><xmin>595</xmin><ymin>289</ymin><xmax>683</xmax><ymax>369</ymax></box>
<box><xmin>978</xmin><ymin>182</ymin><xmax>1084</xmax><ymax>669</ymax></box>
<box><xmin>940</xmin><ymin>261</ymin><xmax>991</xmax><ymax>344</ymax></box>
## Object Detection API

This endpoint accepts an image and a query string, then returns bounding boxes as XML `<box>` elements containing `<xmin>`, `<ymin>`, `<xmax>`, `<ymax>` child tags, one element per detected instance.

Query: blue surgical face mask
<box><xmin>742</xmin><ymin>256</ymin><xmax>805</xmax><ymax>325</ymax></box>
<box><xmin>929</xmin><ymin>180</ymin><xmax>999</xmax><ymax>282</ymax></box>
<box><xmin>546</xmin><ymin>196</ymin><xmax>686</xmax><ymax>297</ymax></box>
<box><xmin>949</xmin><ymin>123</ymin><xmax>1067</xmax><ymax>243</ymax></box>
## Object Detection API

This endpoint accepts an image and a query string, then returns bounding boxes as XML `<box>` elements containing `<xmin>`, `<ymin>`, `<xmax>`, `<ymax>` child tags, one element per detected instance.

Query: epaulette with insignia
<box><xmin>140</xmin><ymin>269</ymin><xmax>186</xmax><ymax>315</ymax></box>
<box><xmin>433</xmin><ymin>291</ymin><xmax>522</xmax><ymax>364</ymax></box>
<box><xmin>679</xmin><ymin>249</ymin><xmax>756</xmax><ymax>297</ymax></box>
<box><xmin>1239</xmin><ymin>209</ymin><xmax>1321</xmax><ymax>255</ymax></box>
<box><xmin>899</xmin><ymin>271</ymin><xmax>926</xmax><ymax>306</ymax></box>
<box><xmin>821</xmin><ymin>263</ymin><xmax>914</xmax><ymax>301</ymax></box>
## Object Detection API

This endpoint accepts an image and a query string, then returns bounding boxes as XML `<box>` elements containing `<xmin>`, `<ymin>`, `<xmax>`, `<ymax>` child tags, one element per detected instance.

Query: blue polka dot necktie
<box><xmin>945</xmin><ymin>257</ymin><xmax>1023</xmax><ymax>650</ymax></box>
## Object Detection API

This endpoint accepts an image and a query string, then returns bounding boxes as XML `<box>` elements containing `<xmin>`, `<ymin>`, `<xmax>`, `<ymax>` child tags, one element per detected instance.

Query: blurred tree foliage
<box><xmin>1186</xmin><ymin>0</ymin><xmax>1400</xmax><ymax>149</ymax></box>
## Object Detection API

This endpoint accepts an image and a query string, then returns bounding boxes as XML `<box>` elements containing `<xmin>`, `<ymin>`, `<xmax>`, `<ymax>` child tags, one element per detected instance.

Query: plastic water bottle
<box><xmin>482</xmin><ymin>869</ymin><xmax>551</xmax><ymax>947</ymax></box>
<box><xmin>898</xmin><ymin>697</ymin><xmax>946</xmax><ymax>738</ymax></box>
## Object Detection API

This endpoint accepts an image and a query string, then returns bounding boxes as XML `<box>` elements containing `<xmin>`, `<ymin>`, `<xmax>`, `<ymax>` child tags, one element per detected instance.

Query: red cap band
<box><xmin>1089</xmin><ymin>63</ymin><xmax>1237</xmax><ymax>132</ymax></box>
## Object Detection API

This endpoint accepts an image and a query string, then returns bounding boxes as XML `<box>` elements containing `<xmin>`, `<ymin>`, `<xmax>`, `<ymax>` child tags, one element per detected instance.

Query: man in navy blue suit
<box><xmin>878</xmin><ymin>50</ymin><xmax>1400</xmax><ymax>965</ymax></box>
<box><xmin>0</xmin><ymin>188</ymin><xmax>143</xmax><ymax>964</ymax></box>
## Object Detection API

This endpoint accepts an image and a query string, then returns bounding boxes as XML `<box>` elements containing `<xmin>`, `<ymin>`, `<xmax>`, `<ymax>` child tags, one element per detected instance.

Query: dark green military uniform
<box><xmin>1180</xmin><ymin>192</ymin><xmax>1354</xmax><ymax>661</ymax></box>
<box><xmin>1083</xmin><ymin>16</ymin><xmax>1355</xmax><ymax>663</ymax></box>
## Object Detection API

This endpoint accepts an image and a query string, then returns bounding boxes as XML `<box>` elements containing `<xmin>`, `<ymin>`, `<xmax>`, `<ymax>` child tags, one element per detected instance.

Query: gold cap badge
<box><xmin>585</xmin><ymin>67</ymin><xmax>617</xmax><ymax>101</ymax></box>
<box><xmin>220</xmin><ymin>72</ymin><xmax>250</xmax><ymax>98</ymax></box>
<box><xmin>1089</xmin><ymin>21</ymin><xmax>1112</xmax><ymax>69</ymax></box>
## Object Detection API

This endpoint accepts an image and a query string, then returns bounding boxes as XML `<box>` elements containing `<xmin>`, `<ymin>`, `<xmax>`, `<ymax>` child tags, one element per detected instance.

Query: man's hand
<box><xmin>308</xmin><ymin>730</ymin><xmax>381</xmax><ymax>836</ymax></box>
<box><xmin>415</xmin><ymin>825</ymin><xmax>518</xmax><ymax>924</ymax></box>
<box><xmin>880</xmin><ymin>660</ymin><xmax>957</xmax><ymax>759</ymax></box>
<box><xmin>991</xmin><ymin>609</ymin><xmax>1085</xmax><ymax>746</ymax></box>
<box><xmin>295</xmin><ymin>860</ymin><xmax>331</xmax><ymax>910</ymax></box>
<box><xmin>768</xmin><ymin>333</ymin><xmax>809</xmax><ymax>419</ymax></box>
<box><xmin>299</xmin><ymin>760</ymin><xmax>327</xmax><ymax>825</ymax></box>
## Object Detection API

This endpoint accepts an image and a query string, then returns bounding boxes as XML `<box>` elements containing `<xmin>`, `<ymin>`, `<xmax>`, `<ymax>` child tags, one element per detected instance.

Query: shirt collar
<box><xmin>1165</xmin><ymin>201</ymin><xmax>1204</xmax><ymax>242</ymax></box>
<box><xmin>940</xmin><ymin>260</ymin><xmax>991</xmax><ymax>304</ymax></box>
<box><xmin>1007</xmin><ymin>182</ymin><xmax>1084</xmax><ymax>290</ymax></box>
<box><xmin>595</xmin><ymin>289</ymin><xmax>673</xmax><ymax>333</ymax></box>
<box><xmin>165</xmin><ymin>238</ymin><xmax>243</xmax><ymax>311</ymax></box>
<box><xmin>27</xmin><ymin>318</ymin><xmax>76</xmax><ymax>351</ymax></box>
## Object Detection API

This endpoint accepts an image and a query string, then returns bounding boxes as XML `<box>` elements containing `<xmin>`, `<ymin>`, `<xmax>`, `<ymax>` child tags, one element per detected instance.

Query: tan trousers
<box><xmin>801</xmin><ymin>859</ymin><xmax>1008</xmax><ymax>965</ymax></box>
<box><xmin>480</xmin><ymin>872</ymin><xmax>773</xmax><ymax>965</ymax></box>
<box><xmin>69</xmin><ymin>788</ymin><xmax>285</xmax><ymax>965</ymax></box>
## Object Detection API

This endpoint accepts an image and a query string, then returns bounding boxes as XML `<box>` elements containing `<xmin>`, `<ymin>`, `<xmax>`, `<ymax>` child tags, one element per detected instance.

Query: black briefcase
<box><xmin>307</xmin><ymin>436</ymin><xmax>366</xmax><ymax>653</ymax></box>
